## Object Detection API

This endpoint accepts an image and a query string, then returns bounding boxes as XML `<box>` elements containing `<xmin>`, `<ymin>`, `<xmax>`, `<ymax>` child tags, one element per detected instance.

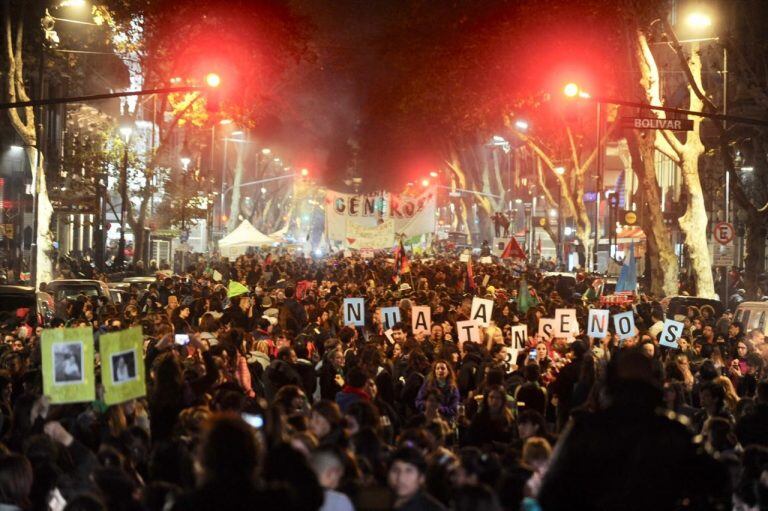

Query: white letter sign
<box><xmin>587</xmin><ymin>309</ymin><xmax>610</xmax><ymax>338</ymax></box>
<box><xmin>470</xmin><ymin>297</ymin><xmax>494</xmax><ymax>327</ymax></box>
<box><xmin>538</xmin><ymin>319</ymin><xmax>556</xmax><ymax>341</ymax></box>
<box><xmin>456</xmin><ymin>320</ymin><xmax>481</xmax><ymax>344</ymax></box>
<box><xmin>659</xmin><ymin>319</ymin><xmax>685</xmax><ymax>349</ymax></box>
<box><xmin>554</xmin><ymin>309</ymin><xmax>579</xmax><ymax>337</ymax></box>
<box><xmin>510</xmin><ymin>325</ymin><xmax>528</xmax><ymax>350</ymax></box>
<box><xmin>343</xmin><ymin>298</ymin><xmax>365</xmax><ymax>326</ymax></box>
<box><xmin>411</xmin><ymin>306</ymin><xmax>431</xmax><ymax>334</ymax></box>
<box><xmin>612</xmin><ymin>311</ymin><xmax>635</xmax><ymax>340</ymax></box>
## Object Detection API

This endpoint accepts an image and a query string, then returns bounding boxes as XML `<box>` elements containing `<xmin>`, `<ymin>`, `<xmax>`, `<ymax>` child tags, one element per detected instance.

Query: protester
<box><xmin>0</xmin><ymin>249</ymin><xmax>764</xmax><ymax>511</ymax></box>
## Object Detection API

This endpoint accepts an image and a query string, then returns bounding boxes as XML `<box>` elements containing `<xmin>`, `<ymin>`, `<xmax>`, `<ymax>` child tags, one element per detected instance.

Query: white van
<box><xmin>735</xmin><ymin>302</ymin><xmax>768</xmax><ymax>335</ymax></box>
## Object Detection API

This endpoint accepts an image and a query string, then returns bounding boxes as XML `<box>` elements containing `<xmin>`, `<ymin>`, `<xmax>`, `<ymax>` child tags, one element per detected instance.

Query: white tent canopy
<box><xmin>218</xmin><ymin>220</ymin><xmax>277</xmax><ymax>257</ymax></box>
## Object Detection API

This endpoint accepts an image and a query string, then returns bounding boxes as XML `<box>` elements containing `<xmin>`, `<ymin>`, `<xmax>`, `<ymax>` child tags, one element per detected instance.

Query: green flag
<box><xmin>42</xmin><ymin>326</ymin><xmax>95</xmax><ymax>404</ymax></box>
<box><xmin>518</xmin><ymin>277</ymin><xmax>535</xmax><ymax>314</ymax></box>
<box><xmin>100</xmin><ymin>326</ymin><xmax>146</xmax><ymax>406</ymax></box>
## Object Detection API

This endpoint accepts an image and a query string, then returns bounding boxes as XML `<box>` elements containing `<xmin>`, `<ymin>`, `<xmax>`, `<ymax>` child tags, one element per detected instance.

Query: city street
<box><xmin>0</xmin><ymin>1</ymin><xmax>767</xmax><ymax>510</ymax></box>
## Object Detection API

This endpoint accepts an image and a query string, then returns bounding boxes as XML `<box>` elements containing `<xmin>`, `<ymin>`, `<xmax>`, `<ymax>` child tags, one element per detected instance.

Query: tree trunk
<box><xmin>227</xmin><ymin>140</ymin><xmax>245</xmax><ymax>233</ymax></box>
<box><xmin>26</xmin><ymin>147</ymin><xmax>53</xmax><ymax>284</ymax></box>
<box><xmin>624</xmin><ymin>135</ymin><xmax>678</xmax><ymax>296</ymax></box>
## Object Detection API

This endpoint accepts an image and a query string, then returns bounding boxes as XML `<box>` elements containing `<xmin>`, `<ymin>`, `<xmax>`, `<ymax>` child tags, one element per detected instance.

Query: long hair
<box><xmin>424</xmin><ymin>359</ymin><xmax>456</xmax><ymax>389</ymax></box>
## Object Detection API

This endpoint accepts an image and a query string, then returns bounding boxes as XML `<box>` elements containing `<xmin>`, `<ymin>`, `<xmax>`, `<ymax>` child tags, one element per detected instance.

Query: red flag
<box><xmin>501</xmin><ymin>237</ymin><xmax>527</xmax><ymax>259</ymax></box>
<box><xmin>466</xmin><ymin>257</ymin><xmax>476</xmax><ymax>291</ymax></box>
<box><xmin>394</xmin><ymin>238</ymin><xmax>410</xmax><ymax>276</ymax></box>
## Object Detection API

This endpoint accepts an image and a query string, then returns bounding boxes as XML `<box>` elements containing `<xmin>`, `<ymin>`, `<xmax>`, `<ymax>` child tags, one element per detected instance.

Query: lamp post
<box><xmin>179</xmin><ymin>141</ymin><xmax>192</xmax><ymax>273</ymax></box>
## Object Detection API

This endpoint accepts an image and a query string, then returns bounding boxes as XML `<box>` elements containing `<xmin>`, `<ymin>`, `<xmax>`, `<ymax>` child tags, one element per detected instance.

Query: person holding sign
<box><xmin>415</xmin><ymin>360</ymin><xmax>460</xmax><ymax>422</ymax></box>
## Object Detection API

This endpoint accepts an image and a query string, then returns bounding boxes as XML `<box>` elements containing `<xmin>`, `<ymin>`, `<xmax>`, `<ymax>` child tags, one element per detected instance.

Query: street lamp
<box><xmin>301</xmin><ymin>168</ymin><xmax>309</xmax><ymax>177</ymax></box>
<box><xmin>685</xmin><ymin>11</ymin><xmax>712</xmax><ymax>29</ymax></box>
<box><xmin>421</xmin><ymin>178</ymin><xmax>430</xmax><ymax>188</ymax></box>
<box><xmin>205</xmin><ymin>72</ymin><xmax>221</xmax><ymax>88</ymax></box>
<box><xmin>554</xmin><ymin>166</ymin><xmax>565</xmax><ymax>175</ymax></box>
<box><xmin>514</xmin><ymin>119</ymin><xmax>529</xmax><ymax>131</ymax></box>
<box><xmin>261</xmin><ymin>148</ymin><xmax>271</xmax><ymax>155</ymax></box>
<box><xmin>429</xmin><ymin>171</ymin><xmax>439</xmax><ymax>178</ymax></box>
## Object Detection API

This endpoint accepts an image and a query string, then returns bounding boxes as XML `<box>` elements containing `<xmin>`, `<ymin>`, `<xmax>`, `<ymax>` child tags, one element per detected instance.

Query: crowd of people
<box><xmin>0</xmin><ymin>250</ymin><xmax>766</xmax><ymax>510</ymax></box>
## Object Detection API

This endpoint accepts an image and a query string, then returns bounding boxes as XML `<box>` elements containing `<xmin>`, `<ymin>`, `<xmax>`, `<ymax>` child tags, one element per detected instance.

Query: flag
<box><xmin>465</xmin><ymin>257</ymin><xmax>477</xmax><ymax>292</ymax></box>
<box><xmin>615</xmin><ymin>242</ymin><xmax>638</xmax><ymax>293</ymax></box>
<box><xmin>537</xmin><ymin>237</ymin><xmax>542</xmax><ymax>255</ymax></box>
<box><xmin>518</xmin><ymin>277</ymin><xmax>535</xmax><ymax>314</ymax></box>
<box><xmin>394</xmin><ymin>238</ymin><xmax>410</xmax><ymax>276</ymax></box>
<box><xmin>501</xmin><ymin>237</ymin><xmax>527</xmax><ymax>260</ymax></box>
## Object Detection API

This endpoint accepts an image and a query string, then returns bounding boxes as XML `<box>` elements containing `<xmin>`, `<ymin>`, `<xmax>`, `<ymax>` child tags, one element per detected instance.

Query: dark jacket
<box><xmin>736</xmin><ymin>402</ymin><xmax>768</xmax><ymax>447</ymax></box>
<box><xmin>396</xmin><ymin>491</ymin><xmax>447</xmax><ymax>511</ymax></box>
<box><xmin>279</xmin><ymin>298</ymin><xmax>307</xmax><ymax>332</ymax></box>
<box><xmin>335</xmin><ymin>386</ymin><xmax>369</xmax><ymax>412</ymax></box>
<box><xmin>294</xmin><ymin>358</ymin><xmax>317</xmax><ymax>398</ymax></box>
<box><xmin>538</xmin><ymin>381</ymin><xmax>730</xmax><ymax>511</ymax></box>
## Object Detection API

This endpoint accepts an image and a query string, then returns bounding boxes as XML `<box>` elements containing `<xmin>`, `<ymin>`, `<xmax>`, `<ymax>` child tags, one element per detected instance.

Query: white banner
<box><xmin>346</xmin><ymin>220</ymin><xmax>395</xmax><ymax>249</ymax></box>
<box><xmin>326</xmin><ymin>188</ymin><xmax>437</xmax><ymax>242</ymax></box>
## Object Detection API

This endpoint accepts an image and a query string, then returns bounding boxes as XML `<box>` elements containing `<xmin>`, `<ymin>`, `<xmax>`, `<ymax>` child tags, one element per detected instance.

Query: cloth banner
<box><xmin>345</xmin><ymin>219</ymin><xmax>395</xmax><ymax>249</ymax></box>
<box><xmin>325</xmin><ymin>188</ymin><xmax>436</xmax><ymax>241</ymax></box>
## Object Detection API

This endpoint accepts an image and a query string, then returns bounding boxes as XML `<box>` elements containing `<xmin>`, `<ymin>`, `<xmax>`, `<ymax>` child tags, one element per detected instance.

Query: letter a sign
<box><xmin>587</xmin><ymin>309</ymin><xmax>609</xmax><ymax>338</ymax></box>
<box><xmin>470</xmin><ymin>297</ymin><xmax>494</xmax><ymax>327</ymax></box>
<box><xmin>343</xmin><ymin>298</ymin><xmax>365</xmax><ymax>326</ymax></box>
<box><xmin>411</xmin><ymin>306</ymin><xmax>431</xmax><ymax>334</ymax></box>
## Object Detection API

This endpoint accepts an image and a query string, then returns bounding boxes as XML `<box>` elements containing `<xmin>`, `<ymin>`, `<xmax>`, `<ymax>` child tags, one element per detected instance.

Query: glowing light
<box><xmin>429</xmin><ymin>171</ymin><xmax>439</xmax><ymax>178</ymax></box>
<box><xmin>515</xmin><ymin>119</ymin><xmax>529</xmax><ymax>131</ymax></box>
<box><xmin>564</xmin><ymin>83</ymin><xmax>580</xmax><ymax>97</ymax></box>
<box><xmin>9</xmin><ymin>145</ymin><xmax>23</xmax><ymax>152</ymax></box>
<box><xmin>686</xmin><ymin>11</ymin><xmax>713</xmax><ymax>29</ymax></box>
<box><xmin>219</xmin><ymin>119</ymin><xmax>233</xmax><ymax>125</ymax></box>
<box><xmin>205</xmin><ymin>73</ymin><xmax>221</xmax><ymax>88</ymax></box>
<box><xmin>119</xmin><ymin>126</ymin><xmax>132</xmax><ymax>140</ymax></box>
<box><xmin>261</xmin><ymin>148</ymin><xmax>271</xmax><ymax>155</ymax></box>
<box><xmin>59</xmin><ymin>0</ymin><xmax>86</xmax><ymax>7</ymax></box>
<box><xmin>300</xmin><ymin>168</ymin><xmax>309</xmax><ymax>177</ymax></box>
<box><xmin>170</xmin><ymin>77</ymin><xmax>182</xmax><ymax>85</ymax></box>
<box><xmin>260</xmin><ymin>187</ymin><xmax>267</xmax><ymax>194</ymax></box>
<box><xmin>564</xmin><ymin>227</ymin><xmax>573</xmax><ymax>236</ymax></box>
<box><xmin>554</xmin><ymin>166</ymin><xmax>566</xmax><ymax>175</ymax></box>
<box><xmin>515</xmin><ymin>199</ymin><xmax>523</xmax><ymax>204</ymax></box>
<box><xmin>421</xmin><ymin>179</ymin><xmax>430</xmax><ymax>187</ymax></box>
<box><xmin>549</xmin><ymin>209</ymin><xmax>558</xmax><ymax>217</ymax></box>
<box><xmin>314</xmin><ymin>248</ymin><xmax>323</xmax><ymax>256</ymax></box>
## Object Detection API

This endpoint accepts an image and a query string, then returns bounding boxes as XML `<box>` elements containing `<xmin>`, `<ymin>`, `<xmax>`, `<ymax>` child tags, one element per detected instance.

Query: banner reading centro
<box><xmin>325</xmin><ymin>188</ymin><xmax>436</xmax><ymax>242</ymax></box>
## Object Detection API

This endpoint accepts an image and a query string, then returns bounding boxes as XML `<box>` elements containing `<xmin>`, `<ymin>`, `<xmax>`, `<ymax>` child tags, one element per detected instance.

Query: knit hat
<box><xmin>227</xmin><ymin>281</ymin><xmax>249</xmax><ymax>298</ymax></box>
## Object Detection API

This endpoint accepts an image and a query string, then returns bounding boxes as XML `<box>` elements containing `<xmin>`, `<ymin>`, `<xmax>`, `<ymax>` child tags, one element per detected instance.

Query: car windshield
<box><xmin>50</xmin><ymin>286</ymin><xmax>100</xmax><ymax>302</ymax></box>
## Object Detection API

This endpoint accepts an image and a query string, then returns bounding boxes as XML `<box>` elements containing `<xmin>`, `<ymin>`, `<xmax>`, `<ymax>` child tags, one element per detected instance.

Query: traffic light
<box><xmin>205</xmin><ymin>73</ymin><xmax>221</xmax><ymax>88</ymax></box>
<box><xmin>204</xmin><ymin>73</ymin><xmax>221</xmax><ymax>113</ymax></box>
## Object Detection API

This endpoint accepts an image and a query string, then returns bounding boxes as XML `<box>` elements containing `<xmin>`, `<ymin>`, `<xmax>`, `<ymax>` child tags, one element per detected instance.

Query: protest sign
<box><xmin>456</xmin><ymin>320</ymin><xmax>481</xmax><ymax>344</ymax></box>
<box><xmin>360</xmin><ymin>248</ymin><xmax>374</xmax><ymax>259</ymax></box>
<box><xmin>42</xmin><ymin>327</ymin><xmax>95</xmax><ymax>404</ymax></box>
<box><xmin>384</xmin><ymin>329</ymin><xmax>395</xmax><ymax>345</ymax></box>
<box><xmin>411</xmin><ymin>306</ymin><xmax>431</xmax><ymax>334</ymax></box>
<box><xmin>659</xmin><ymin>319</ymin><xmax>685</xmax><ymax>349</ymax></box>
<box><xmin>470</xmin><ymin>297</ymin><xmax>494</xmax><ymax>327</ymax></box>
<box><xmin>380</xmin><ymin>307</ymin><xmax>401</xmax><ymax>330</ymax></box>
<box><xmin>343</xmin><ymin>298</ymin><xmax>365</xmax><ymax>326</ymax></box>
<box><xmin>480</xmin><ymin>256</ymin><xmax>492</xmax><ymax>264</ymax></box>
<box><xmin>554</xmin><ymin>309</ymin><xmax>579</xmax><ymax>337</ymax></box>
<box><xmin>510</xmin><ymin>325</ymin><xmax>527</xmax><ymax>350</ymax></box>
<box><xmin>538</xmin><ymin>319</ymin><xmax>556</xmax><ymax>341</ymax></box>
<box><xmin>502</xmin><ymin>347</ymin><xmax>518</xmax><ymax>374</ymax></box>
<box><xmin>459</xmin><ymin>253</ymin><xmax>470</xmax><ymax>262</ymax></box>
<box><xmin>100</xmin><ymin>326</ymin><xmax>146</xmax><ymax>406</ymax></box>
<box><xmin>587</xmin><ymin>309</ymin><xmax>610</xmax><ymax>338</ymax></box>
<box><xmin>613</xmin><ymin>311</ymin><xmax>636</xmax><ymax>340</ymax></box>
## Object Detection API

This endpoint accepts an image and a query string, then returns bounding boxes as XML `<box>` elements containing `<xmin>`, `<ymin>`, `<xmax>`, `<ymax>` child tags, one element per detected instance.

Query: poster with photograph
<box><xmin>100</xmin><ymin>327</ymin><xmax>146</xmax><ymax>406</ymax></box>
<box><xmin>42</xmin><ymin>327</ymin><xmax>95</xmax><ymax>404</ymax></box>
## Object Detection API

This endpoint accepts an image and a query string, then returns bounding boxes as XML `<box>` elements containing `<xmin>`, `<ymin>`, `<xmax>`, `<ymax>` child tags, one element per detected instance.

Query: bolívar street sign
<box><xmin>620</xmin><ymin>117</ymin><xmax>694</xmax><ymax>131</ymax></box>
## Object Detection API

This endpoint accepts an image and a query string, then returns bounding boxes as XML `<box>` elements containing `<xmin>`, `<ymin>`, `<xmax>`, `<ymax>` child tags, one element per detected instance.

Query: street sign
<box><xmin>620</xmin><ymin>117</ymin><xmax>694</xmax><ymax>131</ymax></box>
<box><xmin>713</xmin><ymin>222</ymin><xmax>735</xmax><ymax>245</ymax></box>
<box><xmin>622</xmin><ymin>210</ymin><xmax>637</xmax><ymax>226</ymax></box>
<box><xmin>713</xmin><ymin>244</ymin><xmax>734</xmax><ymax>267</ymax></box>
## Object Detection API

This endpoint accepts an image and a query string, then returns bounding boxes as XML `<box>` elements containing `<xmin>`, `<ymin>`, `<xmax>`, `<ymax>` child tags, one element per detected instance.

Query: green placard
<box><xmin>42</xmin><ymin>327</ymin><xmax>95</xmax><ymax>404</ymax></box>
<box><xmin>99</xmin><ymin>327</ymin><xmax>146</xmax><ymax>406</ymax></box>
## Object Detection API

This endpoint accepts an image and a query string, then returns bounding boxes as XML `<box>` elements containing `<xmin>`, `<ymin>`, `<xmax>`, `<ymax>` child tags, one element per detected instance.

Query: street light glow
<box><xmin>219</xmin><ymin>119</ymin><xmax>233</xmax><ymax>125</ymax></box>
<box><xmin>261</xmin><ymin>148</ymin><xmax>271</xmax><ymax>155</ymax></box>
<box><xmin>549</xmin><ymin>209</ymin><xmax>557</xmax><ymax>217</ymax></box>
<box><xmin>9</xmin><ymin>145</ymin><xmax>23</xmax><ymax>152</ymax></box>
<box><xmin>421</xmin><ymin>179</ymin><xmax>430</xmax><ymax>187</ymax></box>
<box><xmin>59</xmin><ymin>0</ymin><xmax>87</xmax><ymax>7</ymax></box>
<box><xmin>205</xmin><ymin>73</ymin><xmax>221</xmax><ymax>88</ymax></box>
<box><xmin>231</xmin><ymin>131</ymin><xmax>244</xmax><ymax>137</ymax></box>
<box><xmin>564</xmin><ymin>83</ymin><xmax>579</xmax><ymax>97</ymax></box>
<box><xmin>554</xmin><ymin>166</ymin><xmax>565</xmax><ymax>175</ymax></box>
<box><xmin>180</xmin><ymin>157</ymin><xmax>191</xmax><ymax>167</ymax></box>
<box><xmin>260</xmin><ymin>187</ymin><xmax>267</xmax><ymax>194</ymax></box>
<box><xmin>686</xmin><ymin>11</ymin><xmax>713</xmax><ymax>29</ymax></box>
<box><xmin>429</xmin><ymin>171</ymin><xmax>439</xmax><ymax>178</ymax></box>
<box><xmin>564</xmin><ymin>227</ymin><xmax>573</xmax><ymax>236</ymax></box>
<box><xmin>515</xmin><ymin>119</ymin><xmax>529</xmax><ymax>131</ymax></box>
<box><xmin>119</xmin><ymin>126</ymin><xmax>133</xmax><ymax>141</ymax></box>
<box><xmin>301</xmin><ymin>168</ymin><xmax>309</xmax><ymax>177</ymax></box>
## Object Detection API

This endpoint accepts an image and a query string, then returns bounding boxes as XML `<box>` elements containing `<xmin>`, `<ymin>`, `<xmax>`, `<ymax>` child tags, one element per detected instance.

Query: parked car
<box><xmin>122</xmin><ymin>276</ymin><xmax>157</xmax><ymax>292</ymax></box>
<box><xmin>661</xmin><ymin>295</ymin><xmax>725</xmax><ymax>321</ymax></box>
<box><xmin>735</xmin><ymin>302</ymin><xmax>768</xmax><ymax>335</ymax></box>
<box><xmin>45</xmin><ymin>279</ymin><xmax>112</xmax><ymax>304</ymax></box>
<box><xmin>0</xmin><ymin>285</ymin><xmax>55</xmax><ymax>328</ymax></box>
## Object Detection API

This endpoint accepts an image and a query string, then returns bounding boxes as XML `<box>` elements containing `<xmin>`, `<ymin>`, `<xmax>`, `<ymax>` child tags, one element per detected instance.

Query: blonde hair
<box><xmin>522</xmin><ymin>436</ymin><xmax>552</xmax><ymax>468</ymax></box>
<box><xmin>714</xmin><ymin>376</ymin><xmax>739</xmax><ymax>413</ymax></box>
<box><xmin>255</xmin><ymin>340</ymin><xmax>271</xmax><ymax>355</ymax></box>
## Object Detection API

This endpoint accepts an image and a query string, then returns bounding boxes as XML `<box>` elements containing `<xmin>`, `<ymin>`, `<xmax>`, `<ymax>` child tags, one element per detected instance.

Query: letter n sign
<box><xmin>587</xmin><ymin>309</ymin><xmax>609</xmax><ymax>338</ymax></box>
<box><xmin>343</xmin><ymin>298</ymin><xmax>365</xmax><ymax>326</ymax></box>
